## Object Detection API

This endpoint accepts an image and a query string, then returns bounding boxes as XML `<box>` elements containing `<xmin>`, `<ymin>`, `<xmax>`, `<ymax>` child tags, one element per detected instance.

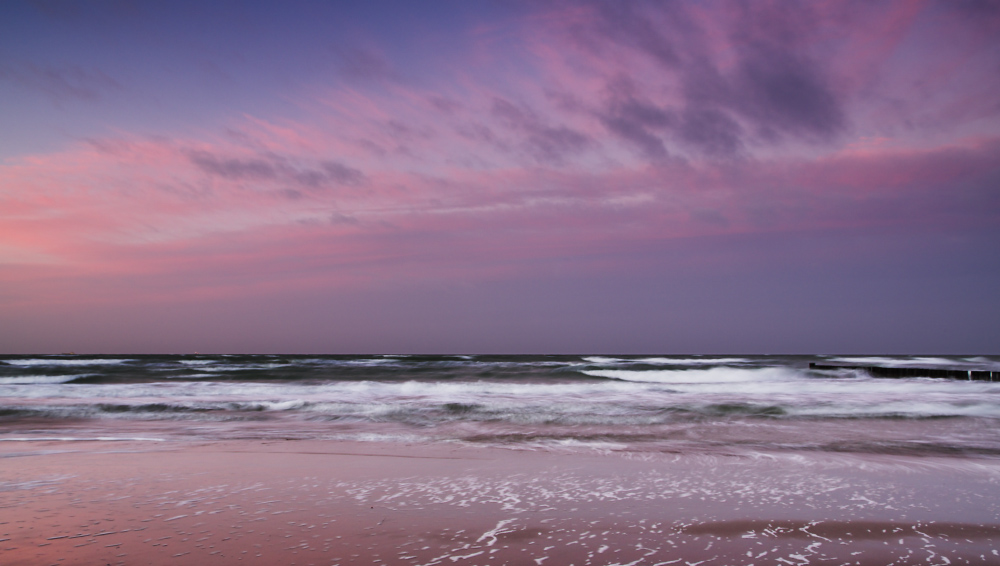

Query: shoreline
<box><xmin>2</xmin><ymin>439</ymin><xmax>999</xmax><ymax>565</ymax></box>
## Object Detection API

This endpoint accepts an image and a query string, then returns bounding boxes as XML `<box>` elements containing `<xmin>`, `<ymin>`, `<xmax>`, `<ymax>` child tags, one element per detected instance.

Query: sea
<box><xmin>2</xmin><ymin>354</ymin><xmax>1000</xmax><ymax>458</ymax></box>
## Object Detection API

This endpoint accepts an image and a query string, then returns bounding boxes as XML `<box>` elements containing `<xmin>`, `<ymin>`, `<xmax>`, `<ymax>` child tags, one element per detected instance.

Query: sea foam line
<box><xmin>0</xmin><ymin>436</ymin><xmax>166</xmax><ymax>442</ymax></box>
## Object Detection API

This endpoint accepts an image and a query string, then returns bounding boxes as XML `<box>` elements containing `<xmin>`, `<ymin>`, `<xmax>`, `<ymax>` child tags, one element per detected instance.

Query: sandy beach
<box><xmin>2</xmin><ymin>439</ymin><xmax>999</xmax><ymax>566</ymax></box>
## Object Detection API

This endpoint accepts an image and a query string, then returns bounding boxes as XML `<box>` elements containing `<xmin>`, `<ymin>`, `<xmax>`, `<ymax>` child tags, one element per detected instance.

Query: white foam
<box><xmin>0</xmin><ymin>436</ymin><xmax>165</xmax><ymax>442</ymax></box>
<box><xmin>260</xmin><ymin>399</ymin><xmax>306</xmax><ymax>411</ymax></box>
<box><xmin>477</xmin><ymin>519</ymin><xmax>517</xmax><ymax>546</ymax></box>
<box><xmin>637</xmin><ymin>357</ymin><xmax>750</xmax><ymax>365</ymax></box>
<box><xmin>5</xmin><ymin>372</ymin><xmax>996</xmax><ymax>406</ymax></box>
<box><xmin>584</xmin><ymin>356</ymin><xmax>750</xmax><ymax>366</ymax></box>
<box><xmin>321</xmin><ymin>432</ymin><xmax>432</xmax><ymax>444</ymax></box>
<box><xmin>583</xmin><ymin>356</ymin><xmax>622</xmax><ymax>364</ymax></box>
<box><xmin>190</xmin><ymin>363</ymin><xmax>290</xmax><ymax>372</ymax></box>
<box><xmin>0</xmin><ymin>375</ymin><xmax>81</xmax><ymax>385</ymax></box>
<box><xmin>337</xmin><ymin>359</ymin><xmax>403</xmax><ymax>367</ymax></box>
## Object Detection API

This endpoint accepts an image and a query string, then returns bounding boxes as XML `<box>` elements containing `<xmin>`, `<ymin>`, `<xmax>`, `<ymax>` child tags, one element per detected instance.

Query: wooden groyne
<box><xmin>810</xmin><ymin>363</ymin><xmax>999</xmax><ymax>381</ymax></box>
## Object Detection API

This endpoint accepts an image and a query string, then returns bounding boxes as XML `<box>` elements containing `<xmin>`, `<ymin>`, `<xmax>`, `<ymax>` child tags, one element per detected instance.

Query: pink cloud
<box><xmin>3</xmin><ymin>113</ymin><xmax>996</xmax><ymax>309</ymax></box>
<box><xmin>1</xmin><ymin>0</ymin><xmax>998</xmax><ymax>340</ymax></box>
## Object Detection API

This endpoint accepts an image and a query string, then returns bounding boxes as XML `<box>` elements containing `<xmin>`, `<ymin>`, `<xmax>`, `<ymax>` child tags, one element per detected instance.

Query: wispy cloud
<box><xmin>186</xmin><ymin>150</ymin><xmax>366</xmax><ymax>189</ymax></box>
<box><xmin>0</xmin><ymin>62</ymin><xmax>122</xmax><ymax>103</ymax></box>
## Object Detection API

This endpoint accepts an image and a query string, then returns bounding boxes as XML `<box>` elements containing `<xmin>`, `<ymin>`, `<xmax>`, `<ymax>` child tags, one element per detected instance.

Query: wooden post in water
<box><xmin>809</xmin><ymin>363</ymin><xmax>999</xmax><ymax>381</ymax></box>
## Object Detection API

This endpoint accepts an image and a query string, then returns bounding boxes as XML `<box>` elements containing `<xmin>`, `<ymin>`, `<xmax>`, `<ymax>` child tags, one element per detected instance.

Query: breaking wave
<box><xmin>582</xmin><ymin>366</ymin><xmax>798</xmax><ymax>383</ymax></box>
<box><xmin>3</xmin><ymin>359</ymin><xmax>133</xmax><ymax>367</ymax></box>
<box><xmin>2</xmin><ymin>354</ymin><xmax>1000</xmax><ymax>456</ymax></box>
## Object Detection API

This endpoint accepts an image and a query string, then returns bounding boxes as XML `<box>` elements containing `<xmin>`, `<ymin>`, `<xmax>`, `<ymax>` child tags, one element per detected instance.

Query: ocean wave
<box><xmin>582</xmin><ymin>356</ymin><xmax>750</xmax><ymax>366</ymax></box>
<box><xmin>21</xmin><ymin>400</ymin><xmax>327</xmax><ymax>422</ymax></box>
<box><xmin>791</xmin><ymin>400</ymin><xmax>1000</xmax><ymax>419</ymax></box>
<box><xmin>11</xmin><ymin>394</ymin><xmax>998</xmax><ymax>424</ymax></box>
<box><xmin>93</xmin><ymin>399</ymin><xmax>311</xmax><ymax>414</ymax></box>
<box><xmin>185</xmin><ymin>363</ymin><xmax>292</xmax><ymax>372</ymax></box>
<box><xmin>826</xmin><ymin>356</ymin><xmax>999</xmax><ymax>370</ymax></box>
<box><xmin>0</xmin><ymin>375</ymin><xmax>84</xmax><ymax>385</ymax></box>
<box><xmin>639</xmin><ymin>357</ymin><xmax>751</xmax><ymax>365</ymax></box>
<box><xmin>2</xmin><ymin>358</ymin><xmax>133</xmax><ymax>367</ymax></box>
<box><xmin>582</xmin><ymin>356</ymin><xmax>622</xmax><ymax>364</ymax></box>
<box><xmin>5</xmin><ymin>373</ymin><xmax>999</xmax><ymax>404</ymax></box>
<box><xmin>582</xmin><ymin>367</ymin><xmax>799</xmax><ymax>384</ymax></box>
<box><xmin>4</xmin><ymin>355</ymin><xmax>1000</xmax><ymax>453</ymax></box>
<box><xmin>147</xmin><ymin>356</ymin><xmax>572</xmax><ymax>375</ymax></box>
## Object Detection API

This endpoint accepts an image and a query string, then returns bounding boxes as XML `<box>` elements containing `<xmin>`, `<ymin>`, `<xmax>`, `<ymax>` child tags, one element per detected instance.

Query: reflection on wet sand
<box><xmin>2</xmin><ymin>440</ymin><xmax>998</xmax><ymax>565</ymax></box>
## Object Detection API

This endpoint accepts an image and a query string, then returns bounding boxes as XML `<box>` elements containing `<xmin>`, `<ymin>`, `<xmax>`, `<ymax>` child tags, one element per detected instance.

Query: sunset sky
<box><xmin>1</xmin><ymin>0</ymin><xmax>998</xmax><ymax>354</ymax></box>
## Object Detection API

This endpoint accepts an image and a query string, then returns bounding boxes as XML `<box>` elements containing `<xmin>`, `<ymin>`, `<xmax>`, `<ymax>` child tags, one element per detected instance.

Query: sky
<box><xmin>1</xmin><ymin>0</ymin><xmax>999</xmax><ymax>354</ymax></box>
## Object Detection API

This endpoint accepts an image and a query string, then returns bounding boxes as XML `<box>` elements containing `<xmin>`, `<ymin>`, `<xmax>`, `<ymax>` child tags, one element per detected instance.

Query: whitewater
<box><xmin>2</xmin><ymin>354</ymin><xmax>999</xmax><ymax>458</ymax></box>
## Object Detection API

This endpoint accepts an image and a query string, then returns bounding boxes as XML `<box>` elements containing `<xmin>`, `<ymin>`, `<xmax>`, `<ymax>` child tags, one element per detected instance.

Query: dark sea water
<box><xmin>2</xmin><ymin>354</ymin><xmax>999</xmax><ymax>458</ymax></box>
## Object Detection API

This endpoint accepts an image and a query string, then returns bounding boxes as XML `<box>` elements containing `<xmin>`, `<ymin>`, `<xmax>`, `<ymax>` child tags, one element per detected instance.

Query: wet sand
<box><xmin>1</xmin><ymin>440</ymin><xmax>999</xmax><ymax>565</ymax></box>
